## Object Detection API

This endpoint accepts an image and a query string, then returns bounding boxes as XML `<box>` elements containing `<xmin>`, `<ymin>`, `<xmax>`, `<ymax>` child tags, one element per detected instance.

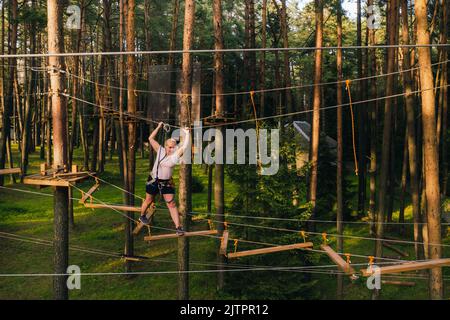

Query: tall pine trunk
<box><xmin>47</xmin><ymin>0</ymin><xmax>69</xmax><ymax>300</ymax></box>
<box><xmin>336</xmin><ymin>0</ymin><xmax>344</xmax><ymax>300</ymax></box>
<box><xmin>308</xmin><ymin>0</ymin><xmax>323</xmax><ymax>231</ymax></box>
<box><xmin>400</xmin><ymin>0</ymin><xmax>423</xmax><ymax>260</ymax></box>
<box><xmin>178</xmin><ymin>0</ymin><xmax>195</xmax><ymax>300</ymax></box>
<box><xmin>415</xmin><ymin>0</ymin><xmax>443</xmax><ymax>300</ymax></box>
<box><xmin>0</xmin><ymin>0</ymin><xmax>17</xmax><ymax>186</ymax></box>
<box><xmin>125</xmin><ymin>0</ymin><xmax>136</xmax><ymax>273</ymax></box>
<box><xmin>213</xmin><ymin>0</ymin><xmax>226</xmax><ymax>291</ymax></box>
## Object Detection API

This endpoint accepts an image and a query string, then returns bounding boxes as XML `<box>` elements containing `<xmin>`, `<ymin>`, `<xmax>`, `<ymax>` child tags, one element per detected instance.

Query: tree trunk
<box><xmin>69</xmin><ymin>1</ymin><xmax>84</xmax><ymax>169</ymax></box>
<box><xmin>398</xmin><ymin>127</ymin><xmax>408</xmax><ymax>235</ymax></box>
<box><xmin>336</xmin><ymin>0</ymin><xmax>344</xmax><ymax>300</ymax></box>
<box><xmin>375</xmin><ymin>0</ymin><xmax>398</xmax><ymax>263</ymax></box>
<box><xmin>20</xmin><ymin>0</ymin><xmax>37</xmax><ymax>179</ymax></box>
<box><xmin>400</xmin><ymin>0</ymin><xmax>423</xmax><ymax>260</ymax></box>
<box><xmin>437</xmin><ymin>0</ymin><xmax>448</xmax><ymax>198</ymax></box>
<box><xmin>213</xmin><ymin>0</ymin><xmax>226</xmax><ymax>291</ymax></box>
<box><xmin>308</xmin><ymin>0</ymin><xmax>323</xmax><ymax>231</ymax></box>
<box><xmin>125</xmin><ymin>0</ymin><xmax>137</xmax><ymax>273</ymax></box>
<box><xmin>368</xmin><ymin>0</ymin><xmax>377</xmax><ymax>236</ymax></box>
<box><xmin>0</xmin><ymin>0</ymin><xmax>17</xmax><ymax>186</ymax></box>
<box><xmin>168</xmin><ymin>0</ymin><xmax>180</xmax><ymax>66</ymax></box>
<box><xmin>119</xmin><ymin>0</ymin><xmax>128</xmax><ymax>206</ymax></box>
<box><xmin>178</xmin><ymin>0</ymin><xmax>195</xmax><ymax>300</ymax></box>
<box><xmin>47</xmin><ymin>0</ymin><xmax>69</xmax><ymax>300</ymax></box>
<box><xmin>356</xmin><ymin>0</ymin><xmax>367</xmax><ymax>218</ymax></box>
<box><xmin>415</xmin><ymin>0</ymin><xmax>443</xmax><ymax>300</ymax></box>
<box><xmin>281</xmin><ymin>0</ymin><xmax>292</xmax><ymax>118</ymax></box>
<box><xmin>259</xmin><ymin>0</ymin><xmax>267</xmax><ymax>117</ymax></box>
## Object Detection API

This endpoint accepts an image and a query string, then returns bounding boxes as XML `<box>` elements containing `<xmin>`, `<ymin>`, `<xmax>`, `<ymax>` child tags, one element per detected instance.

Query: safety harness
<box><xmin>148</xmin><ymin>123</ymin><xmax>176</xmax><ymax>204</ymax></box>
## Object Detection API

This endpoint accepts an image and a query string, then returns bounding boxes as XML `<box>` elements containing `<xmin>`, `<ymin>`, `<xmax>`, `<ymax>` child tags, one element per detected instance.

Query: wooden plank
<box><xmin>55</xmin><ymin>171</ymin><xmax>90</xmax><ymax>178</ymax></box>
<box><xmin>66</xmin><ymin>175</ymin><xmax>92</xmax><ymax>183</ymax></box>
<box><xmin>122</xmin><ymin>256</ymin><xmax>143</xmax><ymax>262</ymax></box>
<box><xmin>383</xmin><ymin>242</ymin><xmax>409</xmax><ymax>257</ymax></box>
<box><xmin>361</xmin><ymin>258</ymin><xmax>450</xmax><ymax>276</ymax></box>
<box><xmin>320</xmin><ymin>245</ymin><xmax>356</xmax><ymax>275</ymax></box>
<box><xmin>40</xmin><ymin>163</ymin><xmax>48</xmax><ymax>176</ymax></box>
<box><xmin>23</xmin><ymin>177</ymin><xmax>69</xmax><ymax>187</ymax></box>
<box><xmin>79</xmin><ymin>183</ymin><xmax>100</xmax><ymax>204</ymax></box>
<box><xmin>84</xmin><ymin>203</ymin><xmax>141</xmax><ymax>212</ymax></box>
<box><xmin>0</xmin><ymin>168</ymin><xmax>21</xmax><ymax>175</ymax></box>
<box><xmin>219</xmin><ymin>230</ymin><xmax>229</xmax><ymax>256</ymax></box>
<box><xmin>381</xmin><ymin>280</ymin><xmax>416</xmax><ymax>287</ymax></box>
<box><xmin>227</xmin><ymin>242</ymin><xmax>313</xmax><ymax>259</ymax></box>
<box><xmin>144</xmin><ymin>230</ymin><xmax>218</xmax><ymax>241</ymax></box>
<box><xmin>121</xmin><ymin>255</ymin><xmax>149</xmax><ymax>262</ymax></box>
<box><xmin>132</xmin><ymin>203</ymin><xmax>156</xmax><ymax>236</ymax></box>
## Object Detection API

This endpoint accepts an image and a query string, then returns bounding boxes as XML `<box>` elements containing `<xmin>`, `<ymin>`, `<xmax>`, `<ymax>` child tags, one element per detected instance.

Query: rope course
<box><xmin>1</xmin><ymin>181</ymin><xmax>450</xmax><ymax>282</ymax></box>
<box><xmin>1</xmin><ymin>41</ymin><xmax>450</xmax><ymax>293</ymax></box>
<box><xmin>1</xmin><ymin>43</ymin><xmax>450</xmax><ymax>59</ymax></box>
<box><xmin>3</xmin><ymin>56</ymin><xmax>449</xmax><ymax>98</ymax></box>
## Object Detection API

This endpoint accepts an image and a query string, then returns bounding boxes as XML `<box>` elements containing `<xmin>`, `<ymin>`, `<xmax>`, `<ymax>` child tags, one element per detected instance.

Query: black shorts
<box><xmin>146</xmin><ymin>179</ymin><xmax>175</xmax><ymax>195</ymax></box>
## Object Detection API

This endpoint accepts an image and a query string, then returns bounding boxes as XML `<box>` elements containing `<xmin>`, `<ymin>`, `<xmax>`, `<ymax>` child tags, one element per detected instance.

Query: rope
<box><xmin>3</xmin><ymin>175</ymin><xmax>449</xmax><ymax>264</ymax></box>
<box><xmin>49</xmin><ymin>59</ymin><xmax>450</xmax><ymax>97</ymax></box>
<box><xmin>345</xmin><ymin>79</ymin><xmax>359</xmax><ymax>175</ymax></box>
<box><xmin>249</xmin><ymin>90</ymin><xmax>262</xmax><ymax>173</ymax></box>
<box><xmin>189</xmin><ymin>214</ymin><xmax>450</xmax><ymax>250</ymax></box>
<box><xmin>1</xmin><ymin>43</ymin><xmax>450</xmax><ymax>59</ymax></box>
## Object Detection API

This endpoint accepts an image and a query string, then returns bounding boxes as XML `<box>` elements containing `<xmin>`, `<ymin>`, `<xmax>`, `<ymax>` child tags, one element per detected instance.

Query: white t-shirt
<box><xmin>151</xmin><ymin>146</ymin><xmax>180</xmax><ymax>180</ymax></box>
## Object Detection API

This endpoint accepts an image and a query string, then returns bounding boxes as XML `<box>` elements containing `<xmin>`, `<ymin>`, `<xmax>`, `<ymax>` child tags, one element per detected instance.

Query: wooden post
<box><xmin>178</xmin><ymin>0</ymin><xmax>195</xmax><ymax>300</ymax></box>
<box><xmin>125</xmin><ymin>0</ymin><xmax>136</xmax><ymax>274</ymax></box>
<box><xmin>336</xmin><ymin>0</ymin><xmax>344</xmax><ymax>299</ymax></box>
<box><xmin>213</xmin><ymin>0</ymin><xmax>226</xmax><ymax>292</ymax></box>
<box><xmin>47</xmin><ymin>0</ymin><xmax>69</xmax><ymax>300</ymax></box>
<box><xmin>415</xmin><ymin>0</ymin><xmax>444</xmax><ymax>299</ymax></box>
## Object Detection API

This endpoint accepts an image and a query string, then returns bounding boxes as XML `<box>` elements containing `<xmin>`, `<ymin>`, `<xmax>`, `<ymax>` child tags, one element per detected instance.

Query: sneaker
<box><xmin>176</xmin><ymin>226</ymin><xmax>185</xmax><ymax>236</ymax></box>
<box><xmin>139</xmin><ymin>215</ymin><xmax>150</xmax><ymax>225</ymax></box>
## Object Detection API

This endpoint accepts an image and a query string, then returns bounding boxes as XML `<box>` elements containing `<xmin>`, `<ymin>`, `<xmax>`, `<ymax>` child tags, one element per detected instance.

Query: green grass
<box><xmin>0</xmin><ymin>145</ymin><xmax>449</xmax><ymax>299</ymax></box>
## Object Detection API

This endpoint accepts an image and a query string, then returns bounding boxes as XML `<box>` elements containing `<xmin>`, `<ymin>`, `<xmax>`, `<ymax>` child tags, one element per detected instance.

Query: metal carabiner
<box><xmin>163</xmin><ymin>123</ymin><xmax>171</xmax><ymax>133</ymax></box>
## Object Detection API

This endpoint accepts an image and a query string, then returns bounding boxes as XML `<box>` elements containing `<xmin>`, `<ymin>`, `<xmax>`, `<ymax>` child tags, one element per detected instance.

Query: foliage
<box><xmin>191</xmin><ymin>174</ymin><xmax>204</xmax><ymax>193</ymax></box>
<box><xmin>224</xmin><ymin>122</ymin><xmax>322</xmax><ymax>299</ymax></box>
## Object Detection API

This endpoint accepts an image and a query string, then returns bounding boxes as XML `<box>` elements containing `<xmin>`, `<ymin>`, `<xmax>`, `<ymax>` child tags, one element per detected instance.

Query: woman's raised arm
<box><xmin>148</xmin><ymin>122</ymin><xmax>164</xmax><ymax>152</ymax></box>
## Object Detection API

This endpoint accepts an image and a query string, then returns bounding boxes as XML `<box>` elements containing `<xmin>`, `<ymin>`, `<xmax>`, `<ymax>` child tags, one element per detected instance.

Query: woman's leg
<box><xmin>140</xmin><ymin>193</ymin><xmax>155</xmax><ymax>216</ymax></box>
<box><xmin>163</xmin><ymin>193</ymin><xmax>181</xmax><ymax>228</ymax></box>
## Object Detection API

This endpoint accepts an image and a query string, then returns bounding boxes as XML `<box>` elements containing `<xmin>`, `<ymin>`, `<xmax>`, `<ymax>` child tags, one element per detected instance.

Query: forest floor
<box><xmin>0</xmin><ymin>145</ymin><xmax>449</xmax><ymax>299</ymax></box>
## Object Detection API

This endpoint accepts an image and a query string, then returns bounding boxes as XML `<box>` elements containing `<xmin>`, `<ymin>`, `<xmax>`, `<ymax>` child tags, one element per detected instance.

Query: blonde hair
<box><xmin>165</xmin><ymin>138</ymin><xmax>177</xmax><ymax>147</ymax></box>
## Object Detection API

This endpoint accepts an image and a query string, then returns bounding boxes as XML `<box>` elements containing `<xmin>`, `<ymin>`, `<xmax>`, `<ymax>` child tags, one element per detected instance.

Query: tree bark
<box><xmin>415</xmin><ymin>0</ymin><xmax>443</xmax><ymax>300</ymax></box>
<box><xmin>308</xmin><ymin>0</ymin><xmax>323</xmax><ymax>231</ymax></box>
<box><xmin>178</xmin><ymin>0</ymin><xmax>195</xmax><ymax>300</ymax></box>
<box><xmin>213</xmin><ymin>0</ymin><xmax>226</xmax><ymax>291</ymax></box>
<box><xmin>336</xmin><ymin>0</ymin><xmax>344</xmax><ymax>300</ymax></box>
<box><xmin>125</xmin><ymin>0</ymin><xmax>136</xmax><ymax>273</ymax></box>
<box><xmin>47</xmin><ymin>0</ymin><xmax>69</xmax><ymax>300</ymax></box>
<box><xmin>281</xmin><ymin>0</ymin><xmax>292</xmax><ymax>117</ymax></box>
<box><xmin>259</xmin><ymin>0</ymin><xmax>267</xmax><ymax>117</ymax></box>
<box><xmin>368</xmin><ymin>0</ymin><xmax>377</xmax><ymax>236</ymax></box>
<box><xmin>0</xmin><ymin>0</ymin><xmax>17</xmax><ymax>186</ymax></box>
<box><xmin>400</xmin><ymin>0</ymin><xmax>423</xmax><ymax>260</ymax></box>
<box><xmin>356</xmin><ymin>0</ymin><xmax>367</xmax><ymax>217</ymax></box>
<box><xmin>168</xmin><ymin>0</ymin><xmax>180</xmax><ymax>66</ymax></box>
<box><xmin>375</xmin><ymin>0</ymin><xmax>398</xmax><ymax>263</ymax></box>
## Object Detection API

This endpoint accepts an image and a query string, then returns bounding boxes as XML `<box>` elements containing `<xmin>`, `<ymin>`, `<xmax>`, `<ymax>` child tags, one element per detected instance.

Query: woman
<box><xmin>139</xmin><ymin>122</ymin><xmax>190</xmax><ymax>236</ymax></box>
